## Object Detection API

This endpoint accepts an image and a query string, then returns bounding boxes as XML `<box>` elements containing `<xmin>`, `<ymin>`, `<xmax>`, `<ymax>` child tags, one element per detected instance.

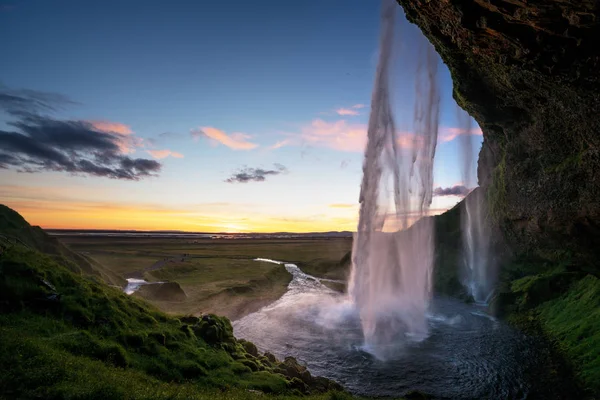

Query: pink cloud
<box><xmin>191</xmin><ymin>127</ymin><xmax>258</xmax><ymax>150</ymax></box>
<box><xmin>147</xmin><ymin>149</ymin><xmax>184</xmax><ymax>159</ymax></box>
<box><xmin>438</xmin><ymin>126</ymin><xmax>483</xmax><ymax>143</ymax></box>
<box><xmin>336</xmin><ymin>108</ymin><xmax>360</xmax><ymax>116</ymax></box>
<box><xmin>301</xmin><ymin>119</ymin><xmax>367</xmax><ymax>152</ymax></box>
<box><xmin>87</xmin><ymin>120</ymin><xmax>142</xmax><ymax>154</ymax></box>
<box><xmin>88</xmin><ymin>121</ymin><xmax>133</xmax><ymax>135</ymax></box>
<box><xmin>297</xmin><ymin>120</ymin><xmax>428</xmax><ymax>153</ymax></box>
<box><xmin>268</xmin><ymin>138</ymin><xmax>294</xmax><ymax>150</ymax></box>
<box><xmin>335</xmin><ymin>103</ymin><xmax>367</xmax><ymax>116</ymax></box>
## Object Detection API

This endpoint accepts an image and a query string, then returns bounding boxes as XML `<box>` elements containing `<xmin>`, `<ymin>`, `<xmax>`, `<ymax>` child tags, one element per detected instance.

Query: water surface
<box><xmin>234</xmin><ymin>261</ymin><xmax>538</xmax><ymax>399</ymax></box>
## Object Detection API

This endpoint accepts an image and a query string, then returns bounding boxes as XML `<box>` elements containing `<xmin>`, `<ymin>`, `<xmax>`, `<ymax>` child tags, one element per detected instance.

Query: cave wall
<box><xmin>397</xmin><ymin>0</ymin><xmax>600</xmax><ymax>267</ymax></box>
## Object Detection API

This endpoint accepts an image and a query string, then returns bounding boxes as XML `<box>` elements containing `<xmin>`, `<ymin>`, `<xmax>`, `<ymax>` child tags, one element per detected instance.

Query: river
<box><xmin>233</xmin><ymin>259</ymin><xmax>543</xmax><ymax>399</ymax></box>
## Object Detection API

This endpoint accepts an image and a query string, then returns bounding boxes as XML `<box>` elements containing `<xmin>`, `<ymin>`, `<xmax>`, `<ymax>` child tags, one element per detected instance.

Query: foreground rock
<box><xmin>179</xmin><ymin>315</ymin><xmax>344</xmax><ymax>395</ymax></box>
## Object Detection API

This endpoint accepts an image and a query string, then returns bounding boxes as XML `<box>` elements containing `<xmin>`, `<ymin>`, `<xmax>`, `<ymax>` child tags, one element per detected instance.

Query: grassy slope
<box><xmin>0</xmin><ymin>205</ymin><xmax>367</xmax><ymax>400</ymax></box>
<box><xmin>142</xmin><ymin>259</ymin><xmax>292</xmax><ymax>319</ymax></box>
<box><xmin>0</xmin><ymin>244</ymin><xmax>352</xmax><ymax>400</ymax></box>
<box><xmin>0</xmin><ymin>204</ymin><xmax>125</xmax><ymax>287</ymax></box>
<box><xmin>491</xmin><ymin>258</ymin><xmax>600</xmax><ymax>396</ymax></box>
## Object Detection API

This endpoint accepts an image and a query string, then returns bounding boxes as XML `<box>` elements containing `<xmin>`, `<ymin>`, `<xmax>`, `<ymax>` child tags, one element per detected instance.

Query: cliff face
<box><xmin>397</xmin><ymin>0</ymin><xmax>600</xmax><ymax>267</ymax></box>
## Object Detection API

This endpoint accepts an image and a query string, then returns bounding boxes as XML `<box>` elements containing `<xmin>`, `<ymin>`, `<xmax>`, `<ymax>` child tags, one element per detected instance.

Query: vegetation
<box><xmin>0</xmin><ymin>242</ymin><xmax>349</xmax><ymax>399</ymax></box>
<box><xmin>491</xmin><ymin>258</ymin><xmax>600</xmax><ymax>396</ymax></box>
<box><xmin>0</xmin><ymin>204</ymin><xmax>124</xmax><ymax>287</ymax></box>
<box><xmin>59</xmin><ymin>235</ymin><xmax>351</xmax><ymax>318</ymax></box>
<box><xmin>0</xmin><ymin>205</ymin><xmax>370</xmax><ymax>399</ymax></box>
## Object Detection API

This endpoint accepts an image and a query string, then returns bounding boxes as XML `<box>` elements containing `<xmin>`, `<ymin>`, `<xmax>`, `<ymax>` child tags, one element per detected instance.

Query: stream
<box><xmin>233</xmin><ymin>259</ymin><xmax>543</xmax><ymax>399</ymax></box>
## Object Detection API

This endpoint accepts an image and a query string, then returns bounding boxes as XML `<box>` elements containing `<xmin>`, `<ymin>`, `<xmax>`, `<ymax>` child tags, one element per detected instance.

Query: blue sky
<box><xmin>0</xmin><ymin>0</ymin><xmax>482</xmax><ymax>232</ymax></box>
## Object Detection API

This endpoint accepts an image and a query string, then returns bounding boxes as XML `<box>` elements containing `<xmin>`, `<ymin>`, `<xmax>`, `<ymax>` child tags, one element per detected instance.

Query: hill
<box><xmin>0</xmin><ymin>204</ymin><xmax>125</xmax><ymax>287</ymax></box>
<box><xmin>0</xmin><ymin>205</ymin><xmax>356</xmax><ymax>400</ymax></box>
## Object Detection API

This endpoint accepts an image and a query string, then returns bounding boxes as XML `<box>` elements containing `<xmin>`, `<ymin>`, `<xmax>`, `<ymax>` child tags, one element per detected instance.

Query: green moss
<box><xmin>0</xmin><ymin>243</ymin><xmax>350</xmax><ymax>399</ymax></box>
<box><xmin>496</xmin><ymin>256</ymin><xmax>599</xmax><ymax>395</ymax></box>
<box><xmin>536</xmin><ymin>275</ymin><xmax>600</xmax><ymax>392</ymax></box>
<box><xmin>487</xmin><ymin>149</ymin><xmax>507</xmax><ymax>222</ymax></box>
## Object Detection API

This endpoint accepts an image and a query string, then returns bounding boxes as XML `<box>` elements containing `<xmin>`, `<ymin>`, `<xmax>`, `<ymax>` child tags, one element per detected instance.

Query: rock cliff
<box><xmin>397</xmin><ymin>0</ymin><xmax>600</xmax><ymax>268</ymax></box>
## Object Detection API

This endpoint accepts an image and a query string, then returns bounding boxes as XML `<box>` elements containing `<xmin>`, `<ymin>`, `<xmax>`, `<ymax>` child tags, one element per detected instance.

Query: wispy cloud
<box><xmin>336</xmin><ymin>108</ymin><xmax>360</xmax><ymax>116</ymax></box>
<box><xmin>335</xmin><ymin>103</ymin><xmax>367</xmax><ymax>116</ymax></box>
<box><xmin>340</xmin><ymin>159</ymin><xmax>350</xmax><ymax>169</ymax></box>
<box><xmin>268</xmin><ymin>138</ymin><xmax>293</xmax><ymax>150</ymax></box>
<box><xmin>300</xmin><ymin>119</ymin><xmax>367</xmax><ymax>152</ymax></box>
<box><xmin>225</xmin><ymin>163</ymin><xmax>288</xmax><ymax>184</ymax></box>
<box><xmin>87</xmin><ymin>121</ymin><xmax>133</xmax><ymax>135</ymax></box>
<box><xmin>433</xmin><ymin>185</ymin><xmax>472</xmax><ymax>197</ymax></box>
<box><xmin>191</xmin><ymin>127</ymin><xmax>258</xmax><ymax>150</ymax></box>
<box><xmin>299</xmin><ymin>119</ymin><xmax>424</xmax><ymax>152</ymax></box>
<box><xmin>87</xmin><ymin>120</ymin><xmax>143</xmax><ymax>154</ymax></box>
<box><xmin>438</xmin><ymin>126</ymin><xmax>483</xmax><ymax>143</ymax></box>
<box><xmin>147</xmin><ymin>149</ymin><xmax>184</xmax><ymax>159</ymax></box>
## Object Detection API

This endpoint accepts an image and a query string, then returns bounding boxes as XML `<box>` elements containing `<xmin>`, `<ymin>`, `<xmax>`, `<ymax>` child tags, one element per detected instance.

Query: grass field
<box><xmin>57</xmin><ymin>236</ymin><xmax>353</xmax><ymax>320</ymax></box>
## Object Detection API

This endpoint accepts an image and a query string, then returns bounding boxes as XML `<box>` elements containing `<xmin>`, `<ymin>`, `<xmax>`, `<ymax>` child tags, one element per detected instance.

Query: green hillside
<box><xmin>0</xmin><ymin>204</ymin><xmax>125</xmax><ymax>287</ymax></box>
<box><xmin>0</xmin><ymin>206</ymin><xmax>355</xmax><ymax>400</ymax></box>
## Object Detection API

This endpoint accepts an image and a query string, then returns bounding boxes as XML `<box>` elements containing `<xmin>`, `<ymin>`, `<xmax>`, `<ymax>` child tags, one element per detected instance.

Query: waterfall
<box><xmin>456</xmin><ymin>105</ymin><xmax>495</xmax><ymax>303</ymax></box>
<box><xmin>348</xmin><ymin>0</ymin><xmax>441</xmax><ymax>359</ymax></box>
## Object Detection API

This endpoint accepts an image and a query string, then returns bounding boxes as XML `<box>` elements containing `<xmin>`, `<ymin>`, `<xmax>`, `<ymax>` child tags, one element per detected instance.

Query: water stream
<box><xmin>234</xmin><ymin>260</ymin><xmax>540</xmax><ymax>399</ymax></box>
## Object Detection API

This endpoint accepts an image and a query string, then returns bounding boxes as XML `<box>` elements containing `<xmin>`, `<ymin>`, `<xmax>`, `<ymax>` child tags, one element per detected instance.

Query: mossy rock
<box><xmin>239</xmin><ymin>339</ymin><xmax>259</xmax><ymax>357</ymax></box>
<box><xmin>192</xmin><ymin>314</ymin><xmax>235</xmax><ymax>345</ymax></box>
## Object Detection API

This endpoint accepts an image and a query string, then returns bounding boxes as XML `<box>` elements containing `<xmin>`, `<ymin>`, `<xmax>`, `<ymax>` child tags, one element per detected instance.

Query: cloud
<box><xmin>336</xmin><ymin>108</ymin><xmax>360</xmax><ymax>116</ymax></box>
<box><xmin>0</xmin><ymin>86</ymin><xmax>161</xmax><ymax>180</ymax></box>
<box><xmin>300</xmin><ymin>119</ymin><xmax>367</xmax><ymax>152</ymax></box>
<box><xmin>87</xmin><ymin>121</ymin><xmax>133</xmax><ymax>135</ymax></box>
<box><xmin>225</xmin><ymin>163</ymin><xmax>287</xmax><ymax>183</ymax></box>
<box><xmin>191</xmin><ymin>127</ymin><xmax>258</xmax><ymax>150</ymax></box>
<box><xmin>335</xmin><ymin>103</ymin><xmax>366</xmax><ymax>116</ymax></box>
<box><xmin>147</xmin><ymin>149</ymin><xmax>184</xmax><ymax>159</ymax></box>
<box><xmin>340</xmin><ymin>159</ymin><xmax>350</xmax><ymax>169</ymax></box>
<box><xmin>293</xmin><ymin>119</ymin><xmax>428</xmax><ymax>153</ymax></box>
<box><xmin>268</xmin><ymin>138</ymin><xmax>293</xmax><ymax>150</ymax></box>
<box><xmin>433</xmin><ymin>185</ymin><xmax>472</xmax><ymax>197</ymax></box>
<box><xmin>0</xmin><ymin>86</ymin><xmax>75</xmax><ymax>115</ymax></box>
<box><xmin>438</xmin><ymin>126</ymin><xmax>483</xmax><ymax>143</ymax></box>
<box><xmin>86</xmin><ymin>120</ymin><xmax>142</xmax><ymax>154</ymax></box>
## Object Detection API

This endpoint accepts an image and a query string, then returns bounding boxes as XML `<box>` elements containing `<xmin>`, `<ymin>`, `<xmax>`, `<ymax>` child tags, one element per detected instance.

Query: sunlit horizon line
<box><xmin>38</xmin><ymin>207</ymin><xmax>453</xmax><ymax>234</ymax></box>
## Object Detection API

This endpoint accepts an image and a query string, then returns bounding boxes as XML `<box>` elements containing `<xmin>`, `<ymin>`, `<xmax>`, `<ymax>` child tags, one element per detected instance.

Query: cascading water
<box><xmin>348</xmin><ymin>0</ymin><xmax>441</xmax><ymax>359</ymax></box>
<box><xmin>456</xmin><ymin>108</ymin><xmax>495</xmax><ymax>304</ymax></box>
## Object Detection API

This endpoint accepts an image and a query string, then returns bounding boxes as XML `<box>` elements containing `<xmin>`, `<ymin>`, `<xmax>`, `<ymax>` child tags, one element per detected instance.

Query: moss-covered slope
<box><xmin>0</xmin><ymin>204</ymin><xmax>125</xmax><ymax>287</ymax></box>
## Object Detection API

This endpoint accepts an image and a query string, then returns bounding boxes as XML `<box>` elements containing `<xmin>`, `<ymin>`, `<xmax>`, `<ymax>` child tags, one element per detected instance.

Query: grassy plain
<box><xmin>58</xmin><ymin>236</ymin><xmax>352</xmax><ymax>320</ymax></box>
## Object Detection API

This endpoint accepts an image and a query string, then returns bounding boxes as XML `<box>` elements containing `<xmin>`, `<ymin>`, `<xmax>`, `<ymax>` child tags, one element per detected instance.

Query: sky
<box><xmin>0</xmin><ymin>0</ymin><xmax>482</xmax><ymax>233</ymax></box>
